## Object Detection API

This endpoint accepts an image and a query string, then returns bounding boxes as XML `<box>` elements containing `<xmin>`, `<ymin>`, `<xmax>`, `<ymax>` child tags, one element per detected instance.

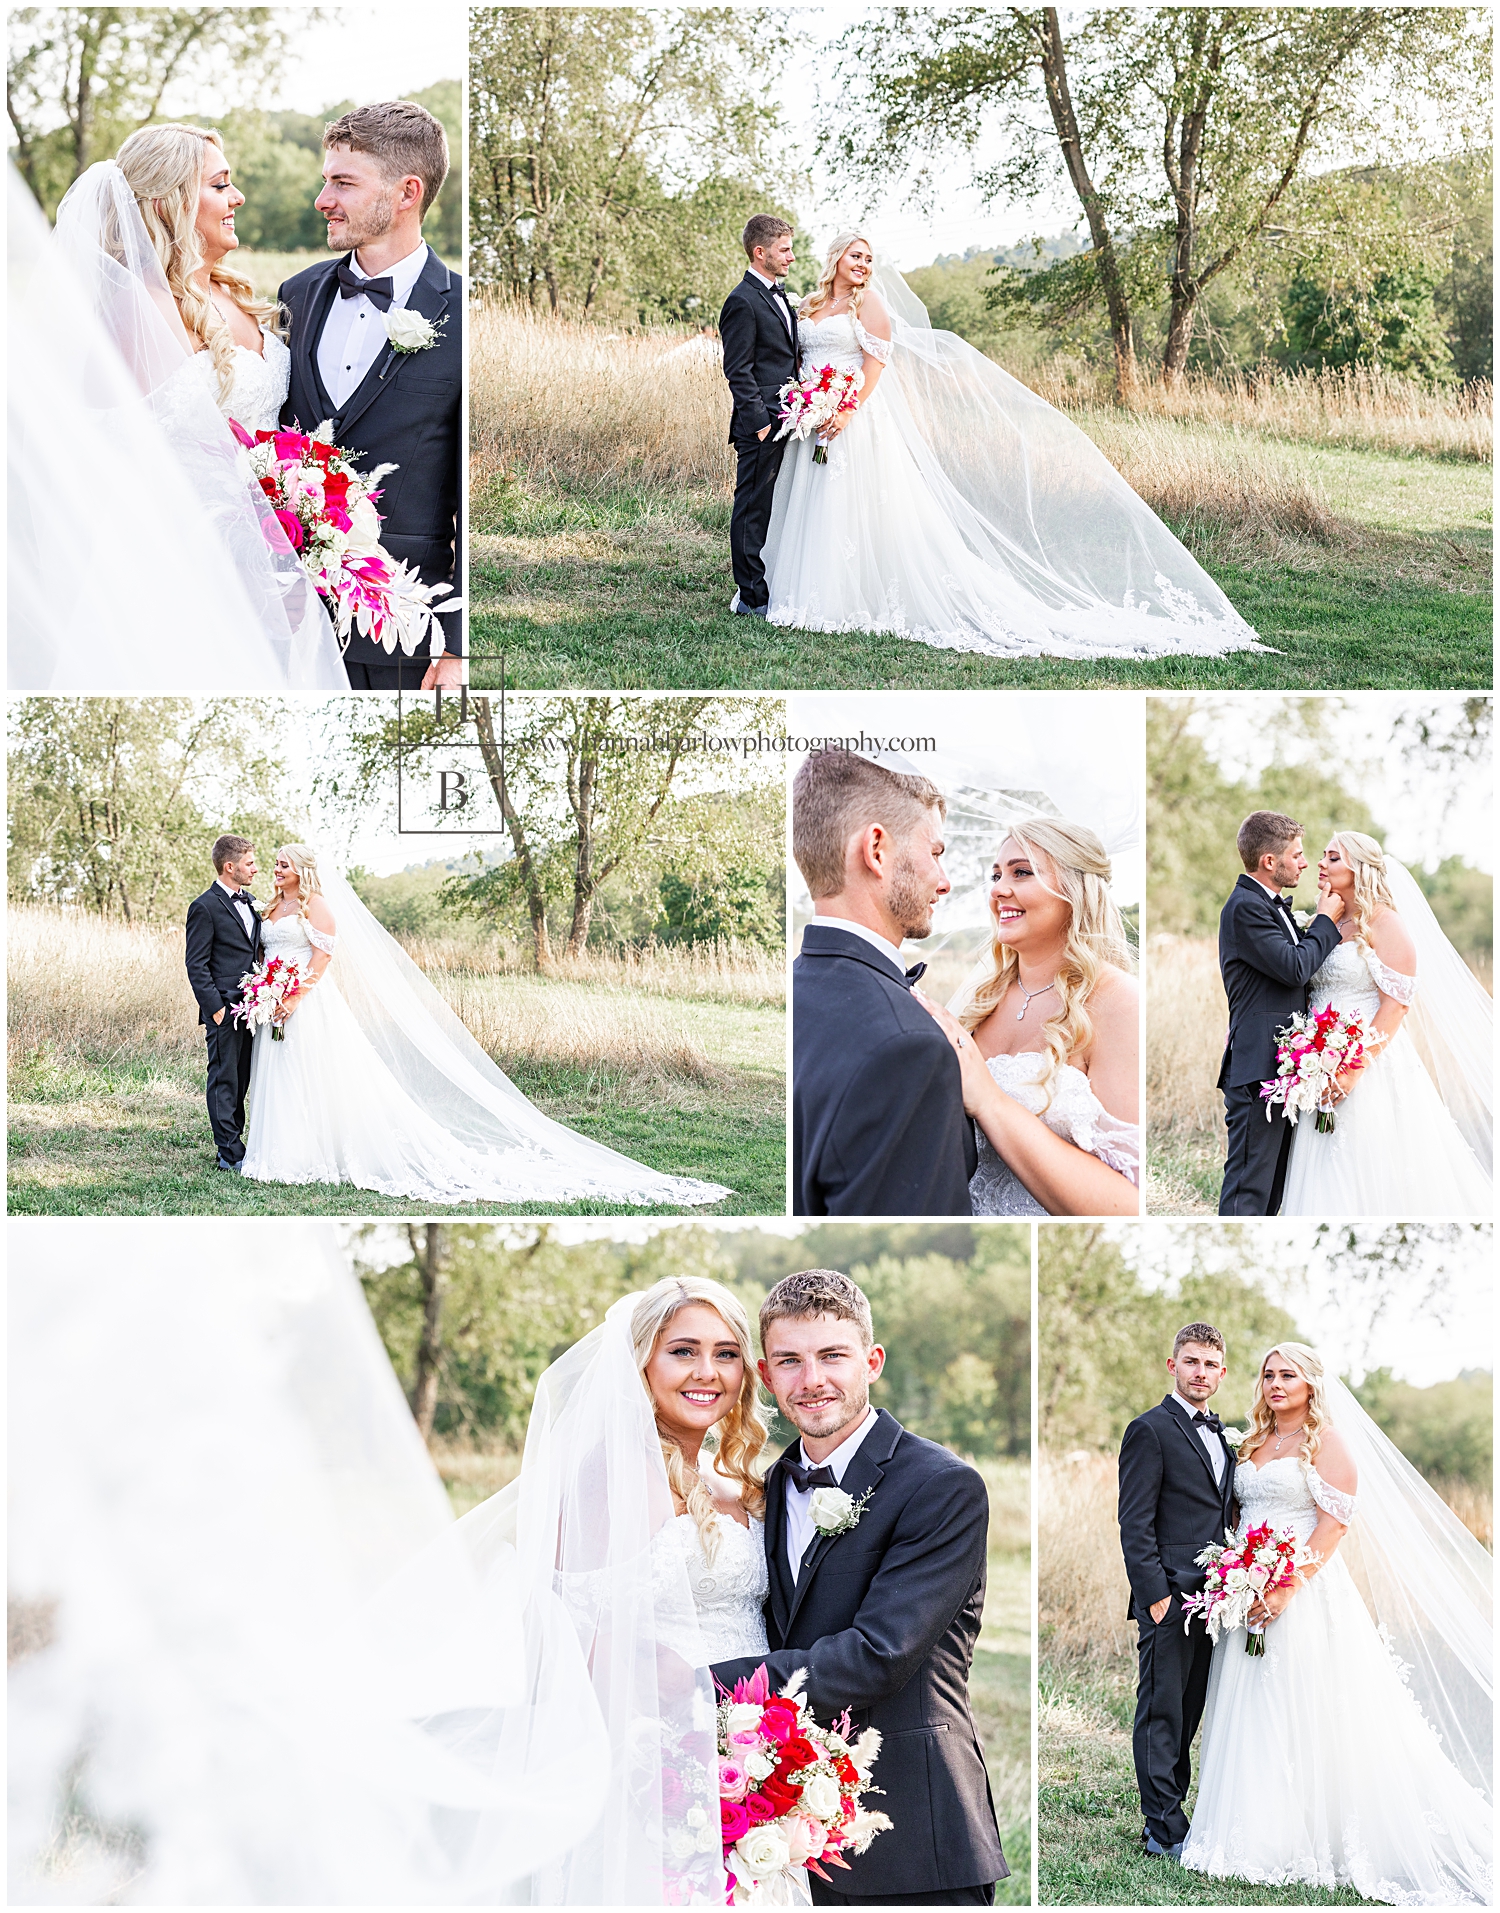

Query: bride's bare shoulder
<box><xmin>1315</xmin><ymin>1424</ymin><xmax>1357</xmax><ymax>1495</ymax></box>
<box><xmin>1367</xmin><ymin>907</ymin><xmax>1416</xmax><ymax>975</ymax></box>
<box><xmin>1090</xmin><ymin>963</ymin><xmax>1140</xmax><ymax>1025</ymax></box>
<box><xmin>306</xmin><ymin>892</ymin><xmax>337</xmax><ymax>935</ymax></box>
<box><xmin>858</xmin><ymin>289</ymin><xmax>892</xmax><ymax>339</ymax></box>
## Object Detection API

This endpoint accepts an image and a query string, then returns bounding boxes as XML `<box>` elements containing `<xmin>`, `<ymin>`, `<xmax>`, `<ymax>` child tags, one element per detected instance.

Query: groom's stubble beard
<box><xmin>887</xmin><ymin>845</ymin><xmax>941</xmax><ymax>940</ymax></box>
<box><xmin>778</xmin><ymin>1374</ymin><xmax>870</xmax><ymax>1446</ymax></box>
<box><xmin>328</xmin><ymin>190</ymin><xmax>396</xmax><ymax>255</ymax></box>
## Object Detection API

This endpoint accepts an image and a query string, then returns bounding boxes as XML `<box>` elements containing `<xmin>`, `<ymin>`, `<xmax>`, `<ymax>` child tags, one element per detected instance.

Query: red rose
<box><xmin>760</xmin><ymin>1776</ymin><xmax>801</xmax><ymax>1815</ymax></box>
<box><xmin>780</xmin><ymin>1736</ymin><xmax>817</xmax><ymax>1772</ymax></box>
<box><xmin>835</xmin><ymin>1756</ymin><xmax>858</xmax><ymax>1786</ymax></box>
<box><xmin>759</xmin><ymin>1697</ymin><xmax>800</xmax><ymax>1744</ymax></box>
<box><xmin>745</xmin><ymin>1792</ymin><xmax>776</xmax><ymax>1825</ymax></box>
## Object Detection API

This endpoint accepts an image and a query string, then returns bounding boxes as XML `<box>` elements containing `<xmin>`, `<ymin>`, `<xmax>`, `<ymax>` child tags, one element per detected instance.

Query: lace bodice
<box><xmin>1234</xmin><ymin>1456</ymin><xmax>1358</xmax><ymax>1545</ymax></box>
<box><xmin>1310</xmin><ymin>939</ymin><xmax>1417</xmax><ymax>1018</ymax></box>
<box><xmin>969</xmin><ymin>1053</ymin><xmax>1140</xmax><ymax>1216</ymax></box>
<box><xmin>259</xmin><ymin>911</ymin><xmax>336</xmax><ymax>966</ymax></box>
<box><xmin>652</xmin><ymin>1513</ymin><xmax>769</xmax><ymax>1660</ymax></box>
<box><xmin>198</xmin><ymin>329</ymin><xmax>291</xmax><ymax>434</ymax></box>
<box><xmin>794</xmin><ymin>307</ymin><xmax>891</xmax><ymax>378</ymax></box>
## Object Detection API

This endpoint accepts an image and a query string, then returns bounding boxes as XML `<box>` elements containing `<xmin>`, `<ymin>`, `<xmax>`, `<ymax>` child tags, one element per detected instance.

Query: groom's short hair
<box><xmin>760</xmin><ymin>1269</ymin><xmax>874</xmax><ymax>1350</ymax></box>
<box><xmin>324</xmin><ymin>102</ymin><xmax>449</xmax><ymax>217</ymax></box>
<box><xmin>212</xmin><ymin>834</ymin><xmax>253</xmax><ymax>873</ymax></box>
<box><xmin>1173</xmin><ymin>1322</ymin><xmax>1226</xmax><ymax>1358</ymax></box>
<box><xmin>743</xmin><ymin>213</ymin><xmax>793</xmax><ymax>259</ymax></box>
<box><xmin>794</xmin><ymin>749</ymin><xmax>945</xmax><ymax>898</ymax></box>
<box><xmin>1237</xmin><ymin>810</ymin><xmax>1302</xmax><ymax>870</ymax></box>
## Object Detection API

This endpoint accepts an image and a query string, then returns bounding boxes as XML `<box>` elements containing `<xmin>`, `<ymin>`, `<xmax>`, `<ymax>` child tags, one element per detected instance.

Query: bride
<box><xmin>9</xmin><ymin>126</ymin><xmax>347</xmax><ymax>689</ymax></box>
<box><xmin>913</xmin><ymin>821</ymin><xmax>1140</xmax><ymax>1214</ymax></box>
<box><xmin>1280</xmin><ymin>832</ymin><xmax>1492</xmax><ymax>1215</ymax></box>
<box><xmin>239</xmin><ymin>845</ymin><xmax>730</xmax><ymax>1208</ymax></box>
<box><xmin>761</xmin><ymin>234</ymin><xmax>1264</xmax><ymax>663</ymax></box>
<box><xmin>1181</xmin><ymin>1343</ymin><xmax>1492</xmax><ymax>1903</ymax></box>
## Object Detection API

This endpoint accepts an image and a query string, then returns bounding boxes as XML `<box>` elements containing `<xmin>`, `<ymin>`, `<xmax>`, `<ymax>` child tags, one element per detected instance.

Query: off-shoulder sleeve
<box><xmin>1308</xmin><ymin>1468</ymin><xmax>1357</xmax><ymax>1524</ymax></box>
<box><xmin>304</xmin><ymin>923</ymin><xmax>336</xmax><ymax>955</ymax></box>
<box><xmin>1367</xmin><ymin>950</ymin><xmax>1417</xmax><ymax>1005</ymax></box>
<box><xmin>853</xmin><ymin>316</ymin><xmax>892</xmax><ymax>364</ymax></box>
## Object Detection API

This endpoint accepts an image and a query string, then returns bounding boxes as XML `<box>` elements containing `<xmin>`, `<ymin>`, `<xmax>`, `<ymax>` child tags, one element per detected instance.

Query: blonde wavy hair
<box><xmin>114</xmin><ymin>124</ymin><xmax>281</xmax><ymax>405</ymax></box>
<box><xmin>1330</xmin><ymin>830</ymin><xmax>1397</xmax><ymax>955</ymax></box>
<box><xmin>631</xmin><ymin>1277</ymin><xmax>769</xmax><ymax>1565</ymax></box>
<box><xmin>272</xmin><ymin>844</ymin><xmax>325</xmax><ymax>920</ymax></box>
<box><xmin>1239</xmin><ymin>1343</ymin><xmax>1332</xmax><ymax>1477</ymax></box>
<box><xmin>956</xmin><ymin>820</ymin><xmax>1134</xmax><ymax>1108</ymax></box>
<box><xmin>798</xmin><ymin>230</ymin><xmax>873</xmax><ymax>325</ymax></box>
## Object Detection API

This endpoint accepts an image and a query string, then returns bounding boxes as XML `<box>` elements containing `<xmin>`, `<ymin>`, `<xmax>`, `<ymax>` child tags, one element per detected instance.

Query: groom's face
<box><xmin>759</xmin><ymin>1313</ymin><xmax>885</xmax><ymax>1451</ymax></box>
<box><xmin>1167</xmin><ymin>1341</ymin><xmax>1226</xmax><ymax>1405</ymax></box>
<box><xmin>316</xmin><ymin>145</ymin><xmax>407</xmax><ymax>253</ymax></box>
<box><xmin>1262</xmin><ymin>837</ymin><xmax>1306</xmax><ymax>891</ymax></box>
<box><xmin>220</xmin><ymin>849</ymin><xmax>257</xmax><ymax>889</ymax></box>
<box><xmin>882</xmin><ymin>809</ymin><xmax>950</xmax><ymax>939</ymax></box>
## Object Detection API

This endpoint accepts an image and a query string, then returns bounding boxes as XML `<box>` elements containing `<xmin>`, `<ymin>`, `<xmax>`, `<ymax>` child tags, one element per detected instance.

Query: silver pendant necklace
<box><xmin>1271</xmin><ymin>1421</ymin><xmax>1305</xmax><ymax>1453</ymax></box>
<box><xmin>1016</xmin><ymin>979</ymin><xmax>1058</xmax><ymax>1021</ymax></box>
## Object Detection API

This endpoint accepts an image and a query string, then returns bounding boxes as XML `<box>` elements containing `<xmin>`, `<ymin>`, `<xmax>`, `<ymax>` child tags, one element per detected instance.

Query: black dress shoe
<box><xmin>1144</xmin><ymin>1835</ymin><xmax>1183</xmax><ymax>1860</ymax></box>
<box><xmin>214</xmin><ymin>1154</ymin><xmax>240</xmax><ymax>1172</ymax></box>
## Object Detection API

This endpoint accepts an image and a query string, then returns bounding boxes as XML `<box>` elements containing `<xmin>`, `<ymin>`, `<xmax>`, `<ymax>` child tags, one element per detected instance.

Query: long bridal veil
<box><xmin>1385</xmin><ymin>858</ymin><xmax>1493</xmax><ymax>1176</ymax></box>
<box><xmin>7</xmin><ymin>161</ymin><xmax>346</xmax><ymax>691</ymax></box>
<box><xmin>8</xmin><ymin>1220</ymin><xmax>612</xmax><ymax>1903</ymax></box>
<box><xmin>318</xmin><ymin>864</ymin><xmax>731</xmax><ymax>1206</ymax></box>
<box><xmin>862</xmin><ymin>260</ymin><xmax>1264</xmax><ymax>657</ymax></box>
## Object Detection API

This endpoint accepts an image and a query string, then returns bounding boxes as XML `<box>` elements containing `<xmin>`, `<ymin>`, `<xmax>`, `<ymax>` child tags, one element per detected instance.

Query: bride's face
<box><xmin>1261</xmin><ymin>1353</ymin><xmax>1312</xmax><ymax>1419</ymax></box>
<box><xmin>834</xmin><ymin>240</ymin><xmax>874</xmax><ymax>295</ymax></box>
<box><xmin>645</xmin><ymin>1304</ymin><xmax>745</xmax><ymax>1446</ymax></box>
<box><xmin>990</xmin><ymin>838</ymin><xmax>1071</xmax><ymax>953</ymax></box>
<box><xmin>194</xmin><ymin>146</ymin><xmax>244</xmax><ymax>267</ymax></box>
<box><xmin>273</xmin><ymin>853</ymin><xmax>299</xmax><ymax>894</ymax></box>
<box><xmin>1318</xmin><ymin>840</ymin><xmax>1356</xmax><ymax>896</ymax></box>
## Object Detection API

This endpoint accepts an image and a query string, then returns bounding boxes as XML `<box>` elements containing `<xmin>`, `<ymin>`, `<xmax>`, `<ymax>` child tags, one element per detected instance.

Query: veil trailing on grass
<box><xmin>315</xmin><ymin>863</ymin><xmax>731</xmax><ymax>1206</ymax></box>
<box><xmin>8</xmin><ymin>1219</ymin><xmax>611</xmax><ymax>1903</ymax></box>
<box><xmin>863</xmin><ymin>259</ymin><xmax>1266</xmax><ymax>657</ymax></box>
<box><xmin>7</xmin><ymin>161</ymin><xmax>345</xmax><ymax>690</ymax></box>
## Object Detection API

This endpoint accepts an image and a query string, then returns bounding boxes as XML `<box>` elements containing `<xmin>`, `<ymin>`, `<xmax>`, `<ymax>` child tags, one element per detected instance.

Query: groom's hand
<box><xmin>1149</xmin><ymin>1596</ymin><xmax>1172</xmax><ymax>1625</ymax></box>
<box><xmin>757</xmin><ymin>424</ymin><xmax>771</xmax><ymax>440</ymax></box>
<box><xmin>421</xmin><ymin>653</ymin><xmax>465</xmax><ymax>691</ymax></box>
<box><xmin>1315</xmin><ymin>883</ymin><xmax>1345</xmax><ymax>923</ymax></box>
<box><xmin>213</xmin><ymin>1008</ymin><xmax>225</xmax><ymax>1025</ymax></box>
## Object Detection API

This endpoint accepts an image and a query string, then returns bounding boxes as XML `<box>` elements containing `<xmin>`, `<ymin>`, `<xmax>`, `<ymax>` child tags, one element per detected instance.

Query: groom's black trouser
<box><xmin>729</xmin><ymin>431</ymin><xmax>788</xmax><ymax>609</ymax></box>
<box><xmin>812</xmin><ymin>1886</ymin><xmax>995</xmax><ymax>1906</ymax></box>
<box><xmin>204</xmin><ymin>1014</ymin><xmax>253</xmax><ymax>1163</ymax></box>
<box><xmin>1219</xmin><ymin>1082</ymin><xmax>1294</xmax><ymax>1215</ymax></box>
<box><xmin>1133</xmin><ymin>1604</ymin><xmax>1214</xmax><ymax>1847</ymax></box>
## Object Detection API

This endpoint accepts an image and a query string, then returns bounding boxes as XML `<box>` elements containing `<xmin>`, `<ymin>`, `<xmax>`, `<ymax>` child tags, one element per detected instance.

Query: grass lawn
<box><xmin>978</xmin><ymin>1457</ymin><xmax>1033</xmax><ymax>1904</ymax></box>
<box><xmin>1039</xmin><ymin>1655</ymin><xmax>1376</xmax><ymax>1905</ymax></box>
<box><xmin>1146</xmin><ymin>1134</ymin><xmax>1220</xmax><ymax>1215</ymax></box>
<box><xmin>469</xmin><ymin>434</ymin><xmax>1491</xmax><ymax>691</ymax></box>
<box><xmin>7</xmin><ymin>997</ymin><xmax>783</xmax><ymax>1217</ymax></box>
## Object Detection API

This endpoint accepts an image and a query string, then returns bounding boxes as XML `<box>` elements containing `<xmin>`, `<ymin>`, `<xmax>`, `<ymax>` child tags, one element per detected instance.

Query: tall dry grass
<box><xmin>1145</xmin><ymin>935</ymin><xmax>1229</xmax><ymax>1153</ymax></box>
<box><xmin>7</xmin><ymin>906</ymin><xmax>746</xmax><ymax>1089</ymax></box>
<box><xmin>404</xmin><ymin>933</ymin><xmax>784</xmax><ymax>1006</ymax></box>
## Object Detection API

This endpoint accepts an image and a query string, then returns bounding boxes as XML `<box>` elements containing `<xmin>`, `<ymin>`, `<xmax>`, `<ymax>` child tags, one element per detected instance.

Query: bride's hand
<box><xmin>912</xmin><ymin>992</ymin><xmax>992</xmax><ymax>1115</ymax></box>
<box><xmin>1249</xmin><ymin>1583</ymin><xmax>1296</xmax><ymax>1626</ymax></box>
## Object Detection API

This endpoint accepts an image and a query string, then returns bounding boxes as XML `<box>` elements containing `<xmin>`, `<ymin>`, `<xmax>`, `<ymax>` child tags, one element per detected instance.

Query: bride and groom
<box><xmin>182</xmin><ymin>834</ymin><xmax>729</xmax><ymax>1208</ymax></box>
<box><xmin>1117</xmin><ymin>1324</ymin><xmax>1491</xmax><ymax>1901</ymax></box>
<box><xmin>792</xmin><ymin>748</ymin><xmax>1140</xmax><ymax>1216</ymax></box>
<box><xmin>1217</xmin><ymin>810</ymin><xmax>1492</xmax><ymax>1216</ymax></box>
<box><xmin>719</xmin><ymin>217</ymin><xmax>1262</xmax><ymax>662</ymax></box>
<box><xmin>16</xmin><ymin>104</ymin><xmax>461</xmax><ymax>690</ymax></box>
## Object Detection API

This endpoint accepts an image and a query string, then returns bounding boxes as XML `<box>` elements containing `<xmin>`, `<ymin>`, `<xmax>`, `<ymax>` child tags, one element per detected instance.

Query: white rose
<box><xmin>734</xmin><ymin>1826</ymin><xmax>791</xmax><ymax>1877</ymax></box>
<box><xmin>725</xmin><ymin>1703</ymin><xmax>762</xmax><ymax>1736</ymax></box>
<box><xmin>801</xmin><ymin>1772</ymin><xmax>841</xmax><ymax>1821</ymax></box>
<box><xmin>809</xmin><ymin>1486</ymin><xmax>855</xmax><ymax>1532</ymax></box>
<box><xmin>746</xmin><ymin>1749</ymin><xmax>775</xmax><ymax>1780</ymax></box>
<box><xmin>346</xmin><ymin>496</ymin><xmax>383</xmax><ymax>555</ymax></box>
<box><xmin>695</xmin><ymin>1826</ymin><xmax>718</xmax><ymax>1853</ymax></box>
<box><xmin>666</xmin><ymin>1829</ymin><xmax>696</xmax><ymax>1861</ymax></box>
<box><xmin>685</xmin><ymin>1807</ymin><xmax>706</xmax><ymax>1830</ymax></box>
<box><xmin>385</xmin><ymin>306</ymin><xmax>437</xmax><ymax>351</ymax></box>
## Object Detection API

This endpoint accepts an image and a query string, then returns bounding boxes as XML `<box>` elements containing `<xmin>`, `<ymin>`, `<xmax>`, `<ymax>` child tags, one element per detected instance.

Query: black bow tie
<box><xmin>1274</xmin><ymin>894</ymin><xmax>1294</xmax><ymax>912</ymax></box>
<box><xmin>904</xmin><ymin>962</ymin><xmax>927</xmax><ymax>984</ymax></box>
<box><xmin>337</xmin><ymin>258</ymin><xmax>394</xmax><ymax>310</ymax></box>
<box><xmin>781</xmin><ymin>1456</ymin><xmax>839</xmax><ymax>1494</ymax></box>
<box><xmin>1193</xmin><ymin>1411</ymin><xmax>1224</xmax><ymax>1433</ymax></box>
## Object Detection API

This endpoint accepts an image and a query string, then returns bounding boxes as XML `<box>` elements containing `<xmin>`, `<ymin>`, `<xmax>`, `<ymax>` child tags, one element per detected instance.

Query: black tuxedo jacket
<box><xmin>713</xmin><ymin>1411</ymin><xmax>1006</xmax><ymax>1898</ymax></box>
<box><xmin>1117</xmin><ymin>1397</ymin><xmax>1237</xmax><ymax>1620</ymax></box>
<box><xmin>279</xmin><ymin>247</ymin><xmax>463</xmax><ymax>671</ymax></box>
<box><xmin>1217</xmin><ymin>874</ymin><xmax>1343</xmax><ymax>1089</ymax></box>
<box><xmin>794</xmin><ymin>924</ymin><xmax>976</xmax><ymax>1216</ymax></box>
<box><xmin>184</xmin><ymin>884</ymin><xmax>263</xmax><ymax>1026</ymax></box>
<box><xmin>719</xmin><ymin>272</ymin><xmax>799</xmax><ymax>443</ymax></box>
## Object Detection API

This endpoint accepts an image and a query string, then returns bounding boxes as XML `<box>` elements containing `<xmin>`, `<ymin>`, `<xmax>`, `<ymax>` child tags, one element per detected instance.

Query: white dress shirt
<box><xmin>812</xmin><ymin>913</ymin><xmax>907</xmax><ymax>975</ymax></box>
<box><xmin>1170</xmin><ymin>1389</ymin><xmax>1226</xmax><ymax>1485</ymax></box>
<box><xmin>216</xmin><ymin>876</ymin><xmax>255</xmax><ymax>941</ymax></box>
<box><xmin>748</xmin><ymin>263</ymin><xmax>793</xmax><ymax>336</ymax></box>
<box><xmin>316</xmin><ymin>242</ymin><xmax>429</xmax><ymax>409</ymax></box>
<box><xmin>784</xmin><ymin>1404</ymin><xmax>879</xmax><ymax>1579</ymax></box>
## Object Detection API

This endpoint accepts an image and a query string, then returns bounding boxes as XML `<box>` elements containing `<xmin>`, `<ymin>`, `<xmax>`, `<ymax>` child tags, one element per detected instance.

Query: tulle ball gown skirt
<box><xmin>1180</xmin><ymin>1554</ymin><xmax>1492</xmax><ymax>1903</ymax></box>
<box><xmin>1280</xmin><ymin>1028</ymin><xmax>1493</xmax><ymax>1216</ymax></box>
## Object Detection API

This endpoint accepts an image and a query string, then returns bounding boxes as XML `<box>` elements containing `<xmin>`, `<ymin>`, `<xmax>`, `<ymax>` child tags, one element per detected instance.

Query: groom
<box><xmin>720</xmin><ymin>213</ymin><xmax>799</xmax><ymax>618</ymax></box>
<box><xmin>1217</xmin><ymin>810</ymin><xmax>1344</xmax><ymax>1215</ymax></box>
<box><xmin>712</xmin><ymin>1269</ymin><xmax>1007</xmax><ymax>1904</ymax></box>
<box><xmin>279</xmin><ymin>101</ymin><xmax>463</xmax><ymax>691</ymax></box>
<box><xmin>793</xmin><ymin>748</ymin><xmax>976</xmax><ymax>1214</ymax></box>
<box><xmin>184</xmin><ymin>834</ymin><xmax>263</xmax><ymax>1171</ymax></box>
<box><xmin>1117</xmin><ymin>1323</ymin><xmax>1238</xmax><ymax>1861</ymax></box>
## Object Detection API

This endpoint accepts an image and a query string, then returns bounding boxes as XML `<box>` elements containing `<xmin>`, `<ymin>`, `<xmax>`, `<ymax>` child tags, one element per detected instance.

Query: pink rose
<box><xmin>786</xmin><ymin>1816</ymin><xmax>829</xmax><ymax>1866</ymax></box>
<box><xmin>719</xmin><ymin>1758</ymin><xmax>749</xmax><ymax>1802</ymax></box>
<box><xmin>721</xmin><ymin>1799</ymin><xmax>751</xmax><ymax>1844</ymax></box>
<box><xmin>273</xmin><ymin>509</ymin><xmax>304</xmax><ymax>551</ymax></box>
<box><xmin>744</xmin><ymin>1792</ymin><xmax>775</xmax><ymax>1825</ymax></box>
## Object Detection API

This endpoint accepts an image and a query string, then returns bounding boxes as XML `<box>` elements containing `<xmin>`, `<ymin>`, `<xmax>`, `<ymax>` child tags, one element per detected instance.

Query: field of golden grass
<box><xmin>1144</xmin><ymin>935</ymin><xmax>1229</xmax><ymax>1214</ymax></box>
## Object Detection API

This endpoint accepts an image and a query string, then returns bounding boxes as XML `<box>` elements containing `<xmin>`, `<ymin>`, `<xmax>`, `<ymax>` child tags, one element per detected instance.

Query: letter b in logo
<box><xmin>438</xmin><ymin>770</ymin><xmax>469</xmax><ymax>812</ymax></box>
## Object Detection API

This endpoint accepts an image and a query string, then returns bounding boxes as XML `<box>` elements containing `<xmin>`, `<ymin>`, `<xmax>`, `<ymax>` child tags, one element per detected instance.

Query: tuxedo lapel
<box><xmin>763</xmin><ymin>1457</ymin><xmax>794</xmax><ymax>1641</ymax></box>
<box><xmin>211</xmin><ymin>886</ymin><xmax>256</xmax><ymax>954</ymax></box>
<box><xmin>292</xmin><ymin>262</ymin><xmax>341</xmax><ymax>426</ymax></box>
<box><xmin>783</xmin><ymin>1411</ymin><xmax>899</xmax><ymax>1637</ymax></box>
<box><xmin>1159</xmin><ymin>1398</ymin><xmax>1225</xmax><ymax>1501</ymax></box>
<box><xmin>336</xmin><ymin>249</ymin><xmax>453</xmax><ymax>439</ymax></box>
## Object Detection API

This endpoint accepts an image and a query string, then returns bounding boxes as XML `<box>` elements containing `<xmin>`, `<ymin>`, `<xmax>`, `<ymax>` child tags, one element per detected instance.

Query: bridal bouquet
<box><xmin>1183</xmin><ymin>1522</ymin><xmax>1315</xmax><ymax>1655</ymax></box>
<box><xmin>774</xmin><ymin>365</ymin><xmax>861</xmax><ymax>464</ymax></box>
<box><xmin>231</xmin><ymin>954</ymin><xmax>303</xmax><ymax>1043</ymax></box>
<box><xmin>1260</xmin><ymin>1004</ymin><xmax>1371</xmax><ymax>1132</ymax></box>
<box><xmin>228</xmin><ymin>419</ymin><xmax>462</xmax><ymax>657</ymax></box>
<box><xmin>716</xmin><ymin>1664</ymin><xmax>891</xmax><ymax>1904</ymax></box>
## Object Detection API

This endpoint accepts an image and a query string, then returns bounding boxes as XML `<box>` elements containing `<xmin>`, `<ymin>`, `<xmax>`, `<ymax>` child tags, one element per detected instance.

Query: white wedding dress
<box><xmin>1280</xmin><ymin>939</ymin><xmax>1493</xmax><ymax>1216</ymax></box>
<box><xmin>238</xmin><ymin>886</ymin><xmax>730</xmax><ymax>1208</ymax></box>
<box><xmin>969</xmin><ymin>1053</ymin><xmax>1140</xmax><ymax>1215</ymax></box>
<box><xmin>203</xmin><ymin>326</ymin><xmax>292</xmax><ymax>435</ymax></box>
<box><xmin>1181</xmin><ymin>1458</ymin><xmax>1492</xmax><ymax>1903</ymax></box>
<box><xmin>654</xmin><ymin>1510</ymin><xmax>771</xmax><ymax>1660</ymax></box>
<box><xmin>760</xmin><ymin>271</ymin><xmax>1263</xmax><ymax>661</ymax></box>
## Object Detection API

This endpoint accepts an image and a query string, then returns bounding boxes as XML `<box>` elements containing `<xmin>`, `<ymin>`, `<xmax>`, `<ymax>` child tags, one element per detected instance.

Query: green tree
<box><xmin>8</xmin><ymin>7</ymin><xmax>311</xmax><ymax>217</ymax></box>
<box><xmin>1353</xmin><ymin>1367</ymin><xmax>1492</xmax><ymax>1485</ymax></box>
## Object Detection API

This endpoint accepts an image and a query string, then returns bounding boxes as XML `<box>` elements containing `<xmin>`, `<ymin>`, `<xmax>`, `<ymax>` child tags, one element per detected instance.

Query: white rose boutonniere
<box><xmin>385</xmin><ymin>307</ymin><xmax>444</xmax><ymax>354</ymax></box>
<box><xmin>808</xmin><ymin>1484</ymin><xmax>874</xmax><ymax>1537</ymax></box>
